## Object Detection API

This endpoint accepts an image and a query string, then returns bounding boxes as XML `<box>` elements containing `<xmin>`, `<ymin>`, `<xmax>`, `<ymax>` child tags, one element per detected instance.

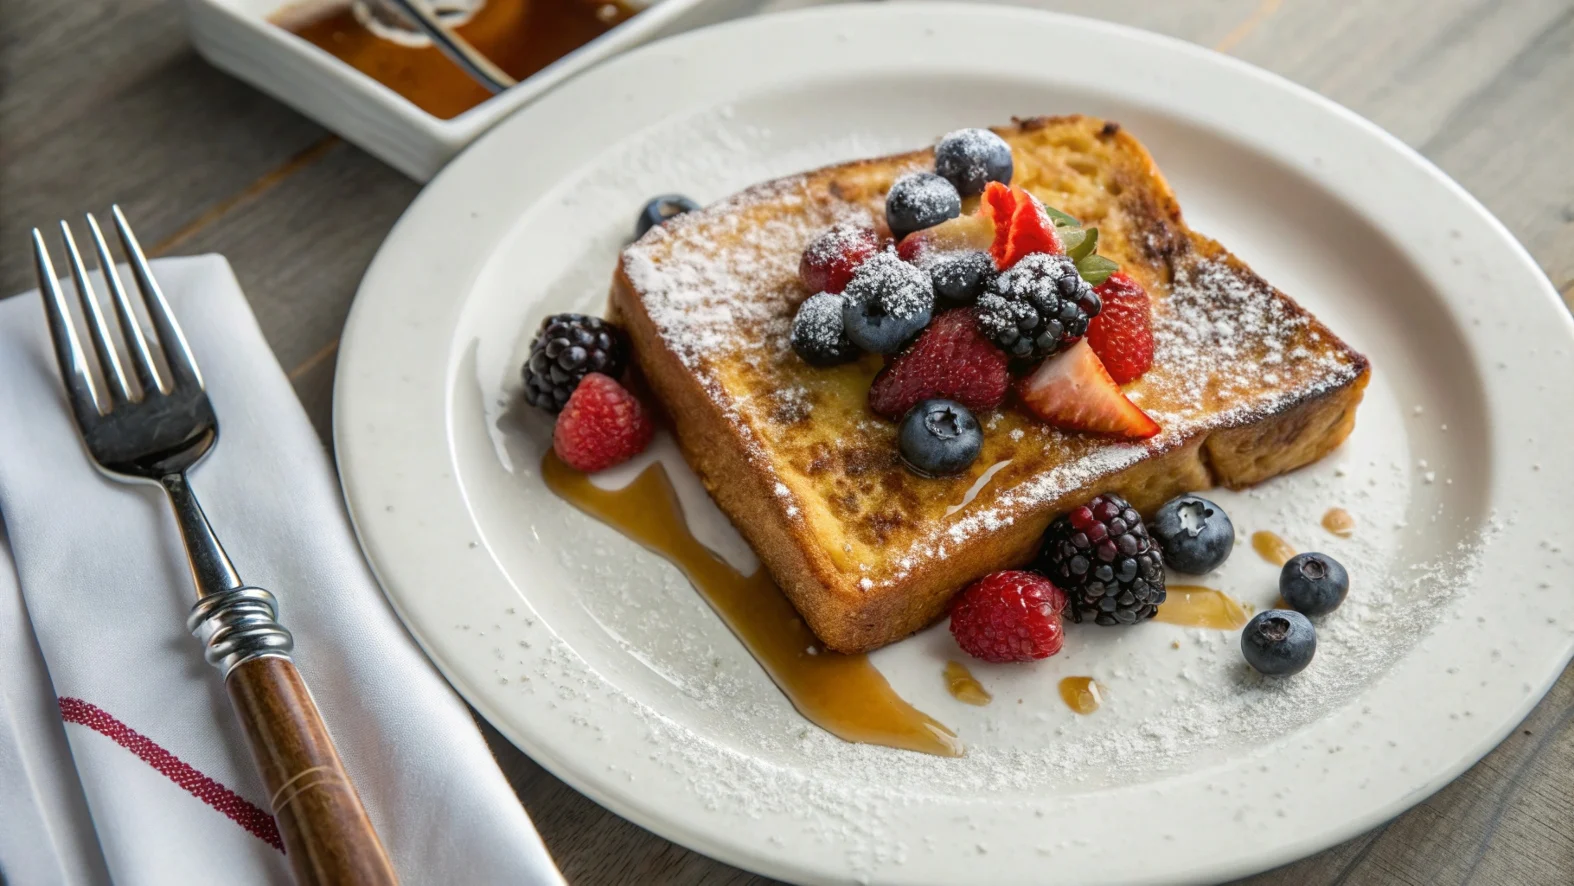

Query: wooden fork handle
<box><xmin>227</xmin><ymin>655</ymin><xmax>399</xmax><ymax>886</ymax></box>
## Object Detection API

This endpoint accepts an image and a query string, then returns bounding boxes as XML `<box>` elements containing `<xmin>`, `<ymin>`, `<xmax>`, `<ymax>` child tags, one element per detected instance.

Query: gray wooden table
<box><xmin>4</xmin><ymin>0</ymin><xmax>1571</xmax><ymax>882</ymax></box>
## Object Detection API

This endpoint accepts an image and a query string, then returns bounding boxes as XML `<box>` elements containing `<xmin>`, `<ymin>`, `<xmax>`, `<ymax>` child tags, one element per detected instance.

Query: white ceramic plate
<box><xmin>334</xmin><ymin>5</ymin><xmax>1574</xmax><ymax>884</ymax></box>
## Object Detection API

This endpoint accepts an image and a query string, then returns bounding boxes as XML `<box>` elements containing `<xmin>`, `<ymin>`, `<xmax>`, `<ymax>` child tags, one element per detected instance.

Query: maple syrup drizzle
<box><xmin>1251</xmin><ymin>530</ymin><xmax>1297</xmax><ymax>567</ymax></box>
<box><xmin>1155</xmin><ymin>586</ymin><xmax>1252</xmax><ymax>630</ymax></box>
<box><xmin>541</xmin><ymin>452</ymin><xmax>962</xmax><ymax>757</ymax></box>
<box><xmin>1059</xmin><ymin>677</ymin><xmax>1101</xmax><ymax>714</ymax></box>
<box><xmin>1321</xmin><ymin>507</ymin><xmax>1355</xmax><ymax>538</ymax></box>
<box><xmin>943</xmin><ymin>661</ymin><xmax>992</xmax><ymax>706</ymax></box>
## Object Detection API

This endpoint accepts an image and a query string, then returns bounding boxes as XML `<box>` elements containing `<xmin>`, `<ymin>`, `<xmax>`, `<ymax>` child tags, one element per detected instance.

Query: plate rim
<box><xmin>334</xmin><ymin>5</ymin><xmax>1574</xmax><ymax>884</ymax></box>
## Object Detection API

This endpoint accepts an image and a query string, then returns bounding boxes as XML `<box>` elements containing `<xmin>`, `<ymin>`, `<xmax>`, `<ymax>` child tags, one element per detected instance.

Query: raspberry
<box><xmin>552</xmin><ymin>373</ymin><xmax>654</xmax><ymax>472</ymax></box>
<box><xmin>949</xmin><ymin>571</ymin><xmax>1069</xmax><ymax>663</ymax></box>
<box><xmin>868</xmin><ymin>309</ymin><xmax>1009</xmax><ymax>420</ymax></box>
<box><xmin>1038</xmin><ymin>493</ymin><xmax>1166</xmax><ymax>626</ymax></box>
<box><xmin>1086</xmin><ymin>272</ymin><xmax>1154</xmax><ymax>384</ymax></box>
<box><xmin>799</xmin><ymin>224</ymin><xmax>882</xmax><ymax>294</ymax></box>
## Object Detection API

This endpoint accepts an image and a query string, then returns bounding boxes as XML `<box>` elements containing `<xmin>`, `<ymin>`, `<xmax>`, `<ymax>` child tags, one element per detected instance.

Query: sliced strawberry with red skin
<box><xmin>979</xmin><ymin>183</ymin><xmax>1062</xmax><ymax>270</ymax></box>
<box><xmin>1016</xmin><ymin>340</ymin><xmax>1159</xmax><ymax>439</ymax></box>
<box><xmin>1086</xmin><ymin>271</ymin><xmax>1154</xmax><ymax>384</ymax></box>
<box><xmin>868</xmin><ymin>308</ymin><xmax>1010</xmax><ymax>420</ymax></box>
<box><xmin>1000</xmin><ymin>189</ymin><xmax>1062</xmax><ymax>268</ymax></box>
<box><xmin>800</xmin><ymin>224</ymin><xmax>883</xmax><ymax>294</ymax></box>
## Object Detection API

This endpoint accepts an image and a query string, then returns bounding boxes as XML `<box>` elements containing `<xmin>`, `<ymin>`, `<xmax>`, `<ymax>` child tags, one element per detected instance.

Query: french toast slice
<box><xmin>612</xmin><ymin>116</ymin><xmax>1370</xmax><ymax>654</ymax></box>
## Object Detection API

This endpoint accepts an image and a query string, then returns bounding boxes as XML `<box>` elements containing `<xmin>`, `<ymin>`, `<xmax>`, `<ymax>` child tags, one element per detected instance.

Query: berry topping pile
<box><xmin>949</xmin><ymin>571</ymin><xmax>1068</xmax><ymax>662</ymax></box>
<box><xmin>1038</xmin><ymin>493</ymin><xmax>1166</xmax><ymax>626</ymax></box>
<box><xmin>522</xmin><ymin>309</ymin><xmax>652</xmax><ymax>472</ymax></box>
<box><xmin>522</xmin><ymin>313</ymin><xmax>630</xmax><ymax>412</ymax></box>
<box><xmin>788</xmin><ymin>125</ymin><xmax>1160</xmax><ymax>479</ymax></box>
<box><xmin>976</xmin><ymin>253</ymin><xmax>1100</xmax><ymax>361</ymax></box>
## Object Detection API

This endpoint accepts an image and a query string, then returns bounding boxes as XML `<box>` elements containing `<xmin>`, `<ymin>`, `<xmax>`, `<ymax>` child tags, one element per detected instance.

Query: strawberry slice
<box><xmin>980</xmin><ymin>182</ymin><xmax>1062</xmax><ymax>270</ymax></box>
<box><xmin>1016</xmin><ymin>340</ymin><xmax>1159</xmax><ymax>439</ymax></box>
<box><xmin>868</xmin><ymin>308</ymin><xmax>1009</xmax><ymax>419</ymax></box>
<box><xmin>1086</xmin><ymin>271</ymin><xmax>1154</xmax><ymax>384</ymax></box>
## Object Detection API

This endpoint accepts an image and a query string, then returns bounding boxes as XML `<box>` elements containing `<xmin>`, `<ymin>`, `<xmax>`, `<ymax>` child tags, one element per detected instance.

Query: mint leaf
<box><xmin>1067</xmin><ymin>226</ymin><xmax>1099</xmax><ymax>262</ymax></box>
<box><xmin>1075</xmin><ymin>254</ymin><xmax>1119</xmax><ymax>286</ymax></box>
<box><xmin>1059</xmin><ymin>229</ymin><xmax>1087</xmax><ymax>255</ymax></box>
<box><xmin>1045</xmin><ymin>206</ymin><xmax>1081</xmax><ymax>227</ymax></box>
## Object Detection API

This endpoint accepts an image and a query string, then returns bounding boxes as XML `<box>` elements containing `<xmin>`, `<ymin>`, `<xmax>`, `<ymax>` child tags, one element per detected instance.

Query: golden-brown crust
<box><xmin>614</xmin><ymin>115</ymin><xmax>1370</xmax><ymax>653</ymax></box>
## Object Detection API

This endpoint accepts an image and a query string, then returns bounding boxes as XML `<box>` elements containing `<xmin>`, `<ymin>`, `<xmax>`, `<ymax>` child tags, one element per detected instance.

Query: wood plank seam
<box><xmin>289</xmin><ymin>338</ymin><xmax>340</xmax><ymax>381</ymax></box>
<box><xmin>1457</xmin><ymin>702</ymin><xmax>1574</xmax><ymax>884</ymax></box>
<box><xmin>149</xmin><ymin>135</ymin><xmax>341</xmax><ymax>257</ymax></box>
<box><xmin>1417</xmin><ymin>5</ymin><xmax>1574</xmax><ymax>155</ymax></box>
<box><xmin>1213</xmin><ymin>0</ymin><xmax>1284</xmax><ymax>53</ymax></box>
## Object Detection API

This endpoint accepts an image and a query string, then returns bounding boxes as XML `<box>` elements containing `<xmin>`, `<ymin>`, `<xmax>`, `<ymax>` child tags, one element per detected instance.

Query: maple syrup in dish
<box><xmin>275</xmin><ymin>0</ymin><xmax>639</xmax><ymax>119</ymax></box>
<box><xmin>541</xmin><ymin>452</ymin><xmax>962</xmax><ymax>757</ymax></box>
<box><xmin>1251</xmin><ymin>530</ymin><xmax>1297</xmax><ymax>567</ymax></box>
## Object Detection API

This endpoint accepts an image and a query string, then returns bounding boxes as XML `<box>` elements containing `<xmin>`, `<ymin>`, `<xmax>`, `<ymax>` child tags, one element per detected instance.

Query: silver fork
<box><xmin>33</xmin><ymin>207</ymin><xmax>398</xmax><ymax>886</ymax></box>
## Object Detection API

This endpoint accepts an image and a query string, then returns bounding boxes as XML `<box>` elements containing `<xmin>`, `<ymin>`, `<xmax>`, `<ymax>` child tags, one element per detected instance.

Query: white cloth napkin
<box><xmin>0</xmin><ymin>255</ymin><xmax>565</xmax><ymax>886</ymax></box>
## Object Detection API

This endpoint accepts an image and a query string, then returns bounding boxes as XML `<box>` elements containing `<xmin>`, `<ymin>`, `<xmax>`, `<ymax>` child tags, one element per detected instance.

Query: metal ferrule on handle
<box><xmin>188</xmin><ymin>587</ymin><xmax>295</xmax><ymax>676</ymax></box>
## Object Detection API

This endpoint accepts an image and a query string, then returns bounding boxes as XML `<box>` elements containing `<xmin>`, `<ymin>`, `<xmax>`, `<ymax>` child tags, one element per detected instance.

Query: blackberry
<box><xmin>522</xmin><ymin>313</ymin><xmax>629</xmax><ymax>412</ymax></box>
<box><xmin>1038</xmin><ymin>493</ymin><xmax>1166</xmax><ymax>626</ymax></box>
<box><xmin>976</xmin><ymin>253</ymin><xmax>1101</xmax><ymax>361</ymax></box>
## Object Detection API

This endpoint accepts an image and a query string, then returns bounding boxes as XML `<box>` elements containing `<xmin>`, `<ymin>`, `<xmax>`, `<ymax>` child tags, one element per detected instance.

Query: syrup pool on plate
<box><xmin>1155</xmin><ymin>586</ymin><xmax>1251</xmax><ymax>630</ymax></box>
<box><xmin>943</xmin><ymin>661</ymin><xmax>992</xmax><ymax>706</ymax></box>
<box><xmin>1322</xmin><ymin>507</ymin><xmax>1355</xmax><ymax>537</ymax></box>
<box><xmin>1059</xmin><ymin>677</ymin><xmax>1101</xmax><ymax>714</ymax></box>
<box><xmin>541</xmin><ymin>452</ymin><xmax>962</xmax><ymax>757</ymax></box>
<box><xmin>1251</xmin><ymin>530</ymin><xmax>1298</xmax><ymax>566</ymax></box>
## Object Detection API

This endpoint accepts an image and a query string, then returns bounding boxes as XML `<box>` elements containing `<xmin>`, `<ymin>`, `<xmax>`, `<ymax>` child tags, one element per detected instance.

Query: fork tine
<box><xmin>59</xmin><ymin>221</ymin><xmax>132</xmax><ymax>404</ymax></box>
<box><xmin>110</xmin><ymin>205</ymin><xmax>203</xmax><ymax>391</ymax></box>
<box><xmin>86</xmin><ymin>212</ymin><xmax>164</xmax><ymax>397</ymax></box>
<box><xmin>32</xmin><ymin>228</ymin><xmax>103</xmax><ymax>422</ymax></box>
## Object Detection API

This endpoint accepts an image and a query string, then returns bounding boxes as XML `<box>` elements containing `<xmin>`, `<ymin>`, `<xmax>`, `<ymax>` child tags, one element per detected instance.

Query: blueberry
<box><xmin>1279</xmin><ymin>553</ymin><xmax>1350</xmax><ymax>616</ymax></box>
<box><xmin>927</xmin><ymin>250</ymin><xmax>994</xmax><ymax>305</ymax></box>
<box><xmin>1241</xmin><ymin>610</ymin><xmax>1317</xmax><ymax>676</ymax></box>
<box><xmin>840</xmin><ymin>252</ymin><xmax>934</xmax><ymax>353</ymax></box>
<box><xmin>934</xmin><ymin>128</ymin><xmax>1014</xmax><ymax>197</ymax></box>
<box><xmin>884</xmin><ymin>172</ymin><xmax>961</xmax><ymax>239</ymax></box>
<box><xmin>634</xmin><ymin>194</ymin><xmax>700</xmax><ymax>240</ymax></box>
<box><xmin>790</xmin><ymin>292</ymin><xmax>859</xmax><ymax>366</ymax></box>
<box><xmin>1150</xmin><ymin>494</ymin><xmax>1235</xmax><ymax>574</ymax></box>
<box><xmin>898</xmin><ymin>399</ymin><xmax>982</xmax><ymax>478</ymax></box>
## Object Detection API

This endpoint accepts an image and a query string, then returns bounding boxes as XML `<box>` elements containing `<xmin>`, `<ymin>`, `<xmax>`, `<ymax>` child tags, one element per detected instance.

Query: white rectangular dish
<box><xmin>182</xmin><ymin>0</ymin><xmax>771</xmax><ymax>180</ymax></box>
